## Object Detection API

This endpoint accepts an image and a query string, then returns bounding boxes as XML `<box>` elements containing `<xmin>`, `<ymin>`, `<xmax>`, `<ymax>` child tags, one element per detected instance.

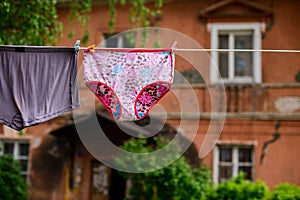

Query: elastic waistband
<box><xmin>0</xmin><ymin>45</ymin><xmax>75</xmax><ymax>53</ymax></box>
<box><xmin>84</xmin><ymin>48</ymin><xmax>173</xmax><ymax>54</ymax></box>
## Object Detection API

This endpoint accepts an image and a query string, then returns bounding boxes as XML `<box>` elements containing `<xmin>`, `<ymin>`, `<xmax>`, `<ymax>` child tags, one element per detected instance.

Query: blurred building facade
<box><xmin>1</xmin><ymin>0</ymin><xmax>300</xmax><ymax>199</ymax></box>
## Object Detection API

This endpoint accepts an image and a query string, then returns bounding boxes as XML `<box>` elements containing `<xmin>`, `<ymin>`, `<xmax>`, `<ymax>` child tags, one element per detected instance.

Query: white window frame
<box><xmin>213</xmin><ymin>145</ymin><xmax>255</xmax><ymax>184</ymax></box>
<box><xmin>210</xmin><ymin>22</ymin><xmax>262</xmax><ymax>84</ymax></box>
<box><xmin>0</xmin><ymin>140</ymin><xmax>30</xmax><ymax>177</ymax></box>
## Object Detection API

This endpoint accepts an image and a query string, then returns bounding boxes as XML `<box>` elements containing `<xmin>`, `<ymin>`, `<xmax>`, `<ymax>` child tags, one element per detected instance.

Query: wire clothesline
<box><xmin>74</xmin><ymin>40</ymin><xmax>300</xmax><ymax>53</ymax></box>
<box><xmin>77</xmin><ymin>47</ymin><xmax>300</xmax><ymax>53</ymax></box>
<box><xmin>175</xmin><ymin>48</ymin><xmax>300</xmax><ymax>53</ymax></box>
<box><xmin>4</xmin><ymin>41</ymin><xmax>298</xmax><ymax>53</ymax></box>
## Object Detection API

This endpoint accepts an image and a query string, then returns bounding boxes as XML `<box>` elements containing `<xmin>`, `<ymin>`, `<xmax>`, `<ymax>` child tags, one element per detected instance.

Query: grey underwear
<box><xmin>0</xmin><ymin>46</ymin><xmax>80</xmax><ymax>131</ymax></box>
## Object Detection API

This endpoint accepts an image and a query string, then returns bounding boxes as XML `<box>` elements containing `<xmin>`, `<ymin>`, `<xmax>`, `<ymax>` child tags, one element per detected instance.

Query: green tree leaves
<box><xmin>207</xmin><ymin>173</ymin><xmax>270</xmax><ymax>200</ymax></box>
<box><xmin>270</xmin><ymin>183</ymin><xmax>300</xmax><ymax>200</ymax></box>
<box><xmin>0</xmin><ymin>156</ymin><xmax>28</xmax><ymax>200</ymax></box>
<box><xmin>67</xmin><ymin>0</ymin><xmax>91</xmax><ymax>44</ymax></box>
<box><xmin>0</xmin><ymin>0</ymin><xmax>164</xmax><ymax>45</ymax></box>
<box><xmin>108</xmin><ymin>0</ymin><xmax>163</xmax><ymax>32</ymax></box>
<box><xmin>117</xmin><ymin>136</ymin><xmax>211</xmax><ymax>200</ymax></box>
<box><xmin>0</xmin><ymin>0</ymin><xmax>61</xmax><ymax>45</ymax></box>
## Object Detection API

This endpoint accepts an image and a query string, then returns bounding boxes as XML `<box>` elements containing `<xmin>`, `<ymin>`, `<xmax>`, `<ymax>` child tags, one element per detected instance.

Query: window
<box><xmin>213</xmin><ymin>145</ymin><xmax>254</xmax><ymax>183</ymax></box>
<box><xmin>102</xmin><ymin>33</ymin><xmax>135</xmax><ymax>48</ymax></box>
<box><xmin>210</xmin><ymin>23</ymin><xmax>262</xmax><ymax>84</ymax></box>
<box><xmin>0</xmin><ymin>140</ymin><xmax>30</xmax><ymax>178</ymax></box>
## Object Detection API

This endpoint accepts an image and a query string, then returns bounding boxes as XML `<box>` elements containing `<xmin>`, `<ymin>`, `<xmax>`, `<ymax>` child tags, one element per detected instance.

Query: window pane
<box><xmin>235</xmin><ymin>35</ymin><xmax>252</xmax><ymax>49</ymax></box>
<box><xmin>234</xmin><ymin>34</ymin><xmax>253</xmax><ymax>77</ymax></box>
<box><xmin>218</xmin><ymin>35</ymin><xmax>229</xmax><ymax>78</ymax></box>
<box><xmin>234</xmin><ymin>52</ymin><xmax>252</xmax><ymax>77</ymax></box>
<box><xmin>104</xmin><ymin>33</ymin><xmax>135</xmax><ymax>48</ymax></box>
<box><xmin>19</xmin><ymin>143</ymin><xmax>29</xmax><ymax>156</ymax></box>
<box><xmin>219</xmin><ymin>53</ymin><xmax>229</xmax><ymax>78</ymax></box>
<box><xmin>4</xmin><ymin>143</ymin><xmax>14</xmax><ymax>155</ymax></box>
<box><xmin>123</xmin><ymin>34</ymin><xmax>135</xmax><ymax>48</ymax></box>
<box><xmin>239</xmin><ymin>147</ymin><xmax>252</xmax><ymax>162</ymax></box>
<box><xmin>219</xmin><ymin>166</ymin><xmax>232</xmax><ymax>181</ymax></box>
<box><xmin>19</xmin><ymin>159</ymin><xmax>28</xmax><ymax>172</ymax></box>
<box><xmin>103</xmin><ymin>33</ymin><xmax>118</xmax><ymax>47</ymax></box>
<box><xmin>219</xmin><ymin>35</ymin><xmax>228</xmax><ymax>49</ymax></box>
<box><xmin>219</xmin><ymin>146</ymin><xmax>232</xmax><ymax>162</ymax></box>
<box><xmin>238</xmin><ymin>166</ymin><xmax>252</xmax><ymax>180</ymax></box>
<box><xmin>105</xmin><ymin>37</ymin><xmax>118</xmax><ymax>48</ymax></box>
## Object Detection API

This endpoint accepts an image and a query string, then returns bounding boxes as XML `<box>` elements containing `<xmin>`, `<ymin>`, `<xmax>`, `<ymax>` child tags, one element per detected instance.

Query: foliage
<box><xmin>0</xmin><ymin>155</ymin><xmax>28</xmax><ymax>200</ymax></box>
<box><xmin>0</xmin><ymin>0</ymin><xmax>62</xmax><ymax>45</ymax></box>
<box><xmin>270</xmin><ymin>183</ymin><xmax>300</xmax><ymax>200</ymax></box>
<box><xmin>206</xmin><ymin>173</ymin><xmax>270</xmax><ymax>200</ymax></box>
<box><xmin>0</xmin><ymin>0</ymin><xmax>164</xmax><ymax>46</ymax></box>
<box><xmin>67</xmin><ymin>0</ymin><xmax>92</xmax><ymax>44</ymax></box>
<box><xmin>108</xmin><ymin>0</ymin><xmax>163</xmax><ymax>32</ymax></box>
<box><xmin>117</xmin><ymin>136</ymin><xmax>212</xmax><ymax>200</ymax></box>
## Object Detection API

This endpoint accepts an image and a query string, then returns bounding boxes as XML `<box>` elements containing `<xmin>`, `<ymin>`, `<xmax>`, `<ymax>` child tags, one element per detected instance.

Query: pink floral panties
<box><xmin>83</xmin><ymin>48</ymin><xmax>174</xmax><ymax>121</ymax></box>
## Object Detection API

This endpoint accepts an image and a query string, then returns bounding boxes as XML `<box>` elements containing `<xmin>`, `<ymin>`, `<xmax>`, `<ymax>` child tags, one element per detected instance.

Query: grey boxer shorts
<box><xmin>0</xmin><ymin>46</ymin><xmax>80</xmax><ymax>131</ymax></box>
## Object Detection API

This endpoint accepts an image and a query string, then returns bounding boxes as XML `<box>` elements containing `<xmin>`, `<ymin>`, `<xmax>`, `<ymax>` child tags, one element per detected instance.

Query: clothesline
<box><xmin>2</xmin><ymin>42</ymin><xmax>300</xmax><ymax>131</ymax></box>
<box><xmin>75</xmin><ymin>40</ymin><xmax>300</xmax><ymax>53</ymax></box>
<box><xmin>175</xmin><ymin>48</ymin><xmax>300</xmax><ymax>53</ymax></box>
<box><xmin>77</xmin><ymin>47</ymin><xmax>300</xmax><ymax>53</ymax></box>
<box><xmin>3</xmin><ymin>41</ymin><xmax>299</xmax><ymax>53</ymax></box>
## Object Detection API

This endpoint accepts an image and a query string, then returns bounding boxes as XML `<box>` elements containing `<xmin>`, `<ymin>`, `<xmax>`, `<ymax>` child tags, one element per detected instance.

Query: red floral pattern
<box><xmin>135</xmin><ymin>82</ymin><xmax>171</xmax><ymax>119</ymax></box>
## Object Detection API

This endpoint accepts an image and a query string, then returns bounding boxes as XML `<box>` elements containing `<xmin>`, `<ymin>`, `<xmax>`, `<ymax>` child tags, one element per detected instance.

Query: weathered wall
<box><xmin>55</xmin><ymin>0</ymin><xmax>300</xmax><ymax>190</ymax></box>
<box><xmin>2</xmin><ymin>1</ymin><xmax>297</xmax><ymax>199</ymax></box>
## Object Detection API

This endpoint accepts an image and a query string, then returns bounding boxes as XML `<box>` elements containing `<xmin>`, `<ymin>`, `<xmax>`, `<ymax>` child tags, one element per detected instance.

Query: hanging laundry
<box><xmin>83</xmin><ymin>47</ymin><xmax>175</xmax><ymax>121</ymax></box>
<box><xmin>0</xmin><ymin>46</ymin><xmax>80</xmax><ymax>131</ymax></box>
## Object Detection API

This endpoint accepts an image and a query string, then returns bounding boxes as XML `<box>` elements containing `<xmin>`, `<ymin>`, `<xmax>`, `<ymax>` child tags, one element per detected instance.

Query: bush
<box><xmin>0</xmin><ymin>155</ymin><xmax>28</xmax><ymax>200</ymax></box>
<box><xmin>117</xmin><ymin>137</ymin><xmax>212</xmax><ymax>200</ymax></box>
<box><xmin>206</xmin><ymin>173</ymin><xmax>270</xmax><ymax>200</ymax></box>
<box><xmin>270</xmin><ymin>183</ymin><xmax>300</xmax><ymax>200</ymax></box>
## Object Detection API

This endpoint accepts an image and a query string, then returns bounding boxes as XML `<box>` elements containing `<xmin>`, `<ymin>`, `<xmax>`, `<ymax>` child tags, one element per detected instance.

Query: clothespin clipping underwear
<box><xmin>74</xmin><ymin>40</ymin><xmax>80</xmax><ymax>53</ymax></box>
<box><xmin>84</xmin><ymin>45</ymin><xmax>96</xmax><ymax>53</ymax></box>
